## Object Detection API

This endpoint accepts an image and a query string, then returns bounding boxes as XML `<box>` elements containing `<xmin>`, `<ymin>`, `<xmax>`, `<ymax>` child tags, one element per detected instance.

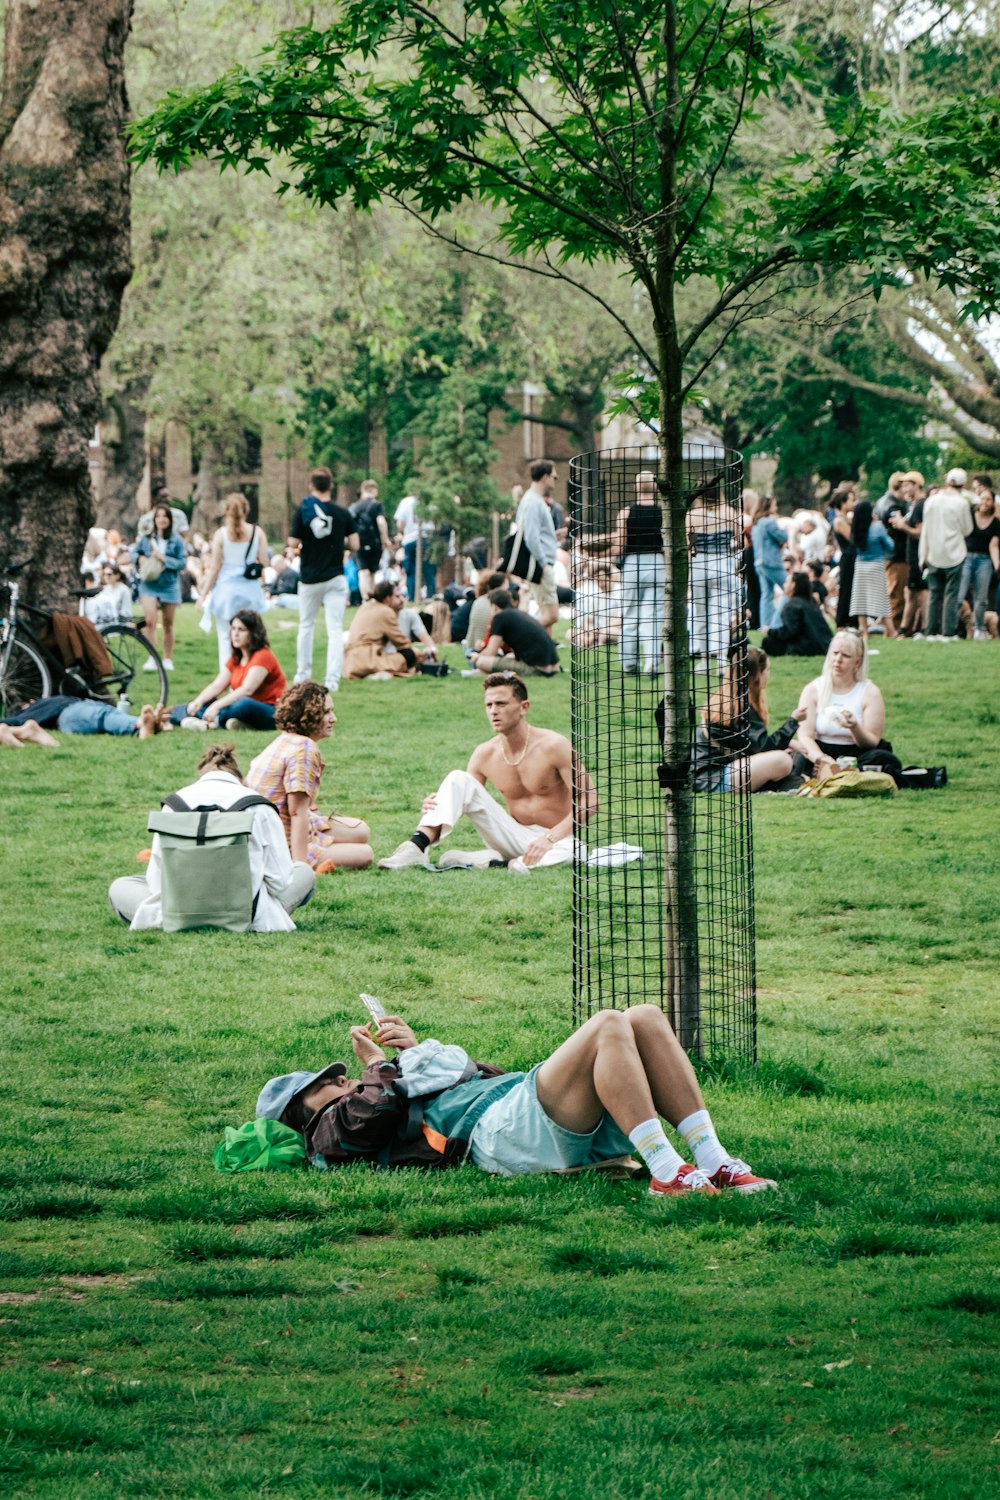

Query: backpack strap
<box><xmin>162</xmin><ymin>794</ymin><xmax>192</xmax><ymax>812</ymax></box>
<box><xmin>230</xmin><ymin>794</ymin><xmax>280</xmax><ymax>816</ymax></box>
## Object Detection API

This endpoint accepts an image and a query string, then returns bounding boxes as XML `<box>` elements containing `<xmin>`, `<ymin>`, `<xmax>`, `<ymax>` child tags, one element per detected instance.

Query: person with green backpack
<box><xmin>108</xmin><ymin>743</ymin><xmax>315</xmax><ymax>932</ymax></box>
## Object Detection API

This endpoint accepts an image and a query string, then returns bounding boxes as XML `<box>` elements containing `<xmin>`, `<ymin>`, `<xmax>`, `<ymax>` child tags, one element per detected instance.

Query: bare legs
<box><xmin>534</xmin><ymin>1007</ymin><xmax>704</xmax><ymax>1138</ymax></box>
<box><xmin>160</xmin><ymin>603</ymin><xmax>177</xmax><ymax>662</ymax></box>
<box><xmin>319</xmin><ymin>815</ymin><xmax>373</xmax><ymax>869</ymax></box>
<box><xmin>141</xmin><ymin>595</ymin><xmax>160</xmax><ymax>654</ymax></box>
<box><xmin>0</xmin><ymin>720</ymin><xmax>57</xmax><ymax>748</ymax></box>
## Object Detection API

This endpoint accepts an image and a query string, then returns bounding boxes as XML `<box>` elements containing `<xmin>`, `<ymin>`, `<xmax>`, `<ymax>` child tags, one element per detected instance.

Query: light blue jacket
<box><xmin>752</xmin><ymin>516</ymin><xmax>786</xmax><ymax>573</ymax></box>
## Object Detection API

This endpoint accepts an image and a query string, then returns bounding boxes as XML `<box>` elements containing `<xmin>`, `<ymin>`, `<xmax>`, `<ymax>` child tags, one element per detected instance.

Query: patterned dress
<box><xmin>246</xmin><ymin>731</ymin><xmax>337</xmax><ymax>870</ymax></box>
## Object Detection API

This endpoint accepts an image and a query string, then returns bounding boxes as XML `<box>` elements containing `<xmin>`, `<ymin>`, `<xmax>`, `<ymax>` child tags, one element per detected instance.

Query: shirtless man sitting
<box><xmin>378</xmin><ymin>671</ymin><xmax>594</xmax><ymax>872</ymax></box>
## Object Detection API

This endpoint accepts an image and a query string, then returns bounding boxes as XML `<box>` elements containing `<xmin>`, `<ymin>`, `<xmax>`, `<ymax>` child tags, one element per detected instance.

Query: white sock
<box><xmin>677</xmin><ymin>1109</ymin><xmax>729</xmax><ymax>1176</ymax></box>
<box><xmin>628</xmin><ymin>1118</ymin><xmax>685</xmax><ymax>1184</ymax></box>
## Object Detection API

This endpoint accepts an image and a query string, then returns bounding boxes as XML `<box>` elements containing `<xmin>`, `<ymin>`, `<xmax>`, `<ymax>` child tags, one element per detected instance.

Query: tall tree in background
<box><xmin>133</xmin><ymin>0</ymin><xmax>1000</xmax><ymax>1036</ymax></box>
<box><xmin>0</xmin><ymin>1</ymin><xmax>133</xmax><ymax>607</ymax></box>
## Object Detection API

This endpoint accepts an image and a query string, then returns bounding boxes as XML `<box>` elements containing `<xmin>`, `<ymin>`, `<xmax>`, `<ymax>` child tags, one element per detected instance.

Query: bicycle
<box><xmin>0</xmin><ymin>559</ymin><xmax>169</xmax><ymax>716</ymax></box>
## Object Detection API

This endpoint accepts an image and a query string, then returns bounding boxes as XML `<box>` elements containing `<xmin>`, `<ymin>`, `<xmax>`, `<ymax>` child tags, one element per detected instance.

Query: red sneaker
<box><xmin>648</xmin><ymin>1163</ymin><xmax>720</xmax><ymax>1197</ymax></box>
<box><xmin>709</xmin><ymin>1159</ymin><xmax>777</xmax><ymax>1193</ymax></box>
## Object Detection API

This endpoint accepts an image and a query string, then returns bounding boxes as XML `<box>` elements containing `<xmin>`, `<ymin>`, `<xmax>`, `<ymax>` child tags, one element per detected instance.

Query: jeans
<box><xmin>170</xmin><ymin>698</ymin><xmax>277</xmax><ymax>730</ymax></box>
<box><xmin>959</xmin><ymin>553</ymin><xmax>993</xmax><ymax>629</ymax></box>
<box><xmin>756</xmin><ymin>564</ymin><xmax>786</xmax><ymax>629</ymax></box>
<box><xmin>619</xmin><ymin>553</ymin><xmax>665</xmax><ymax>673</ymax></box>
<box><xmin>296</xmin><ymin>575</ymin><xmax>349</xmax><ymax>691</ymax></box>
<box><xmin>403</xmin><ymin>540</ymin><xmax>437</xmax><ymax>602</ymax></box>
<box><xmin>689</xmin><ymin>557</ymin><xmax>736</xmax><ymax>657</ymax></box>
<box><xmin>925</xmin><ymin>562</ymin><xmax>964</xmax><ymax>637</ymax></box>
<box><xmin>57</xmin><ymin>701</ymin><xmax>137</xmax><ymax>736</ymax></box>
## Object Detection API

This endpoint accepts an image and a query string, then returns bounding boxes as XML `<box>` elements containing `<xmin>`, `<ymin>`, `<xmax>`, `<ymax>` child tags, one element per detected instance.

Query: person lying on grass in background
<box><xmin>378</xmin><ymin>671</ymin><xmax>595</xmax><ymax>872</ymax></box>
<box><xmin>1</xmin><ymin>698</ymin><xmax>167</xmax><ymax>740</ymax></box>
<box><xmin>257</xmin><ymin>1004</ymin><xmax>776</xmax><ymax>1196</ymax></box>
<box><xmin>170</xmin><ymin>610</ymin><xmax>286</xmax><ymax>731</ymax></box>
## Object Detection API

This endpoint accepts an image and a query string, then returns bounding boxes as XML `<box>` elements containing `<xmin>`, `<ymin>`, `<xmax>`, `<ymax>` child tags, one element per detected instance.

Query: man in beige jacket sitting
<box><xmin>343</xmin><ymin>580</ymin><xmax>420</xmax><ymax>679</ymax></box>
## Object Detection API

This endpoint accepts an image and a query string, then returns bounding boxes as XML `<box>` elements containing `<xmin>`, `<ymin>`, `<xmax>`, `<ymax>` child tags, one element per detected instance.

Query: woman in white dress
<box><xmin>198</xmin><ymin>493</ymin><xmax>270</xmax><ymax>669</ymax></box>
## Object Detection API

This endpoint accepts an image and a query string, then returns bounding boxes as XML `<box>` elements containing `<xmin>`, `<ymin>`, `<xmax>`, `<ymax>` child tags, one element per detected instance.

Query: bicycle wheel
<box><xmin>0</xmin><ymin>635</ymin><xmax>52</xmax><ymax>716</ymax></box>
<box><xmin>97</xmin><ymin>624</ymin><xmax>168</xmax><ymax>707</ymax></box>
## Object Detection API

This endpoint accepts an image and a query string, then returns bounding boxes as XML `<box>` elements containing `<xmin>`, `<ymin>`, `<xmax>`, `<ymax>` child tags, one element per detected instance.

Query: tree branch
<box><xmin>386</xmin><ymin>196</ymin><xmax>659</xmax><ymax>373</ymax></box>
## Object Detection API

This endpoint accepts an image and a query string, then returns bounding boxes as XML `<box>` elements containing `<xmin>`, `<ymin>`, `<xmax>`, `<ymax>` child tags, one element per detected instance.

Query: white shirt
<box><xmin>83</xmin><ymin>583</ymin><xmax>132</xmax><ymax>627</ymax></box>
<box><xmin>130</xmin><ymin>770</ymin><xmax>300</xmax><ymax>932</ymax></box>
<box><xmin>918</xmin><ymin>487</ymin><xmax>973</xmax><ymax>568</ymax></box>
<box><xmin>394</xmin><ymin>496</ymin><xmax>435</xmax><ymax>546</ymax></box>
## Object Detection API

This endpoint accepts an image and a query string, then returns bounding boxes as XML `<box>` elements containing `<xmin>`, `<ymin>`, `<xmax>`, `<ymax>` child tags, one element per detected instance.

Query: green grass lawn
<box><xmin>1</xmin><ymin>610</ymin><xmax>997</xmax><ymax>1499</ymax></box>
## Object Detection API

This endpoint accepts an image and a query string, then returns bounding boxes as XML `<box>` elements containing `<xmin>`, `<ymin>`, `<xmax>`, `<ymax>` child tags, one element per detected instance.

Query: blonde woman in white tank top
<box><xmin>793</xmin><ymin>629</ymin><xmax>886</xmax><ymax>766</ymax></box>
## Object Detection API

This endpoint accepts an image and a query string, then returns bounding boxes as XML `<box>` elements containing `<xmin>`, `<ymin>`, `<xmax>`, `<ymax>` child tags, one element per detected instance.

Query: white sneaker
<box><xmin>378</xmin><ymin>840</ymin><xmax>430</xmax><ymax>870</ymax></box>
<box><xmin>461</xmin><ymin>669</ymin><xmax>481</xmax><ymax>678</ymax></box>
<box><xmin>437</xmin><ymin>848</ymin><xmax>505</xmax><ymax>869</ymax></box>
<box><xmin>142</xmin><ymin>659</ymin><xmax>158</xmax><ymax>672</ymax></box>
<box><xmin>973</xmin><ymin>629</ymin><xmax>989</xmax><ymax>641</ymax></box>
<box><xmin>180</xmin><ymin>716</ymin><xmax>208</xmax><ymax>731</ymax></box>
<box><xmin>162</xmin><ymin>658</ymin><xmax>174</xmax><ymax>671</ymax></box>
<box><xmin>867</xmin><ymin>648</ymin><xmax>880</xmax><ymax>656</ymax></box>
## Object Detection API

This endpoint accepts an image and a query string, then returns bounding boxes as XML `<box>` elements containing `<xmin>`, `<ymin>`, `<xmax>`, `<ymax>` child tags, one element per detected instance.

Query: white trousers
<box><xmin>296</xmin><ymin>576</ymin><xmax>348</xmax><ymax>691</ymax></box>
<box><xmin>618</xmin><ymin>554</ymin><xmax>664</xmax><ymax>672</ymax></box>
<box><xmin>689</xmin><ymin>557</ymin><xmax>737</xmax><ymax>657</ymax></box>
<box><xmin>423</xmin><ymin>770</ymin><xmax>572</xmax><ymax>872</ymax></box>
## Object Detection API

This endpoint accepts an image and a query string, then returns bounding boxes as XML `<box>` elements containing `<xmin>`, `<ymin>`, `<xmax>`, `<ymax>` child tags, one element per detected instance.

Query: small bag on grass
<box><xmin>797</xmin><ymin>768</ymin><xmax>897</xmax><ymax>799</ymax></box>
<box><xmin>146</xmin><ymin>793</ymin><xmax>276</xmax><ymax>931</ymax></box>
<box><xmin>213</xmin><ymin>1119</ymin><xmax>307</xmax><ymax>1172</ymax></box>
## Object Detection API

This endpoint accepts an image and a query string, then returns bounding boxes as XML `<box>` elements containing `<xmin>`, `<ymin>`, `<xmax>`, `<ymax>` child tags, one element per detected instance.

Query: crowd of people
<box><xmin>14</xmin><ymin>456</ymin><xmax>978</xmax><ymax>1196</ymax></box>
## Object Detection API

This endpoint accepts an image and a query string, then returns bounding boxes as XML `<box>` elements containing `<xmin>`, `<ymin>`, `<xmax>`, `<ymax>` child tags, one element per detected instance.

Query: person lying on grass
<box><xmin>1</xmin><ymin>699</ymin><xmax>167</xmax><ymax>741</ymax></box>
<box><xmin>378</xmin><ymin>670</ymin><xmax>595</xmax><ymax>872</ymax></box>
<box><xmin>258</xmin><ymin>1005</ymin><xmax>776</xmax><ymax>1197</ymax></box>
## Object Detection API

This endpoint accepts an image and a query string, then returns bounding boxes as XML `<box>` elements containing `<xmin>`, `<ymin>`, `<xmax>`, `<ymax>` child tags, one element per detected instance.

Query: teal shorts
<box><xmin>469</xmin><ymin>1064</ymin><xmax>633</xmax><ymax>1176</ymax></box>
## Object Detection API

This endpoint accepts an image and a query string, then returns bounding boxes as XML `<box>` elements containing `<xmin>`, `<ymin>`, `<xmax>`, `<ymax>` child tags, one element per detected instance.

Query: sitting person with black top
<box><xmin>761</xmin><ymin>570</ymin><xmax>834</xmax><ymax>657</ymax></box>
<box><xmin>472</xmin><ymin>589</ymin><xmax>560</xmax><ymax>677</ymax></box>
<box><xmin>689</xmin><ymin>647</ymin><xmax>828</xmax><ymax>792</ymax></box>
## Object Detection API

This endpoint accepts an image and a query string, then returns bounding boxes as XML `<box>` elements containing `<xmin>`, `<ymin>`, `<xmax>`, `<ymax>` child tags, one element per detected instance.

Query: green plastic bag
<box><xmin>213</xmin><ymin>1118</ymin><xmax>307</xmax><ymax>1173</ymax></box>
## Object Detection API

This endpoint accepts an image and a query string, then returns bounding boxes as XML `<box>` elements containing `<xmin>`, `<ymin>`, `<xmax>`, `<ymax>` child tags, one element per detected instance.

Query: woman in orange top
<box><xmin>172</xmin><ymin>610</ymin><xmax>286</xmax><ymax>731</ymax></box>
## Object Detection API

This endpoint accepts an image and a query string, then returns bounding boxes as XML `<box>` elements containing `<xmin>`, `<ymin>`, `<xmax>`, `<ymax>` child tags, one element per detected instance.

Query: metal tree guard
<box><xmin>569</xmin><ymin>444</ymin><xmax>756</xmax><ymax>1063</ymax></box>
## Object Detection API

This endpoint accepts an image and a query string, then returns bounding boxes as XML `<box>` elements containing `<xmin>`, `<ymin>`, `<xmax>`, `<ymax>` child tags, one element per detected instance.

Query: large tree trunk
<box><xmin>0</xmin><ymin>0</ymin><xmax>134</xmax><ymax>609</ymax></box>
<box><xmin>95</xmin><ymin>378</ymin><xmax>149</xmax><ymax>531</ymax></box>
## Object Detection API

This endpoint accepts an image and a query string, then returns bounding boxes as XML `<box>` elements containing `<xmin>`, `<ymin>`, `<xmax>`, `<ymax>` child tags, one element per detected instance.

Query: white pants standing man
<box><xmin>290</xmin><ymin>467</ymin><xmax>359</xmax><ymax>693</ymax></box>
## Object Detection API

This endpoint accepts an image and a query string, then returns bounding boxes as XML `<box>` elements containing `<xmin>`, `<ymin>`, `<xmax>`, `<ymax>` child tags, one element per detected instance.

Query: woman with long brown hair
<box><xmin>170</xmin><ymin>610</ymin><xmax>287</xmax><ymax>730</ymax></box>
<box><xmin>690</xmin><ymin>646</ymin><xmax>829</xmax><ymax>792</ymax></box>
<box><xmin>131</xmin><ymin>501</ymin><xmax>187</xmax><ymax>670</ymax></box>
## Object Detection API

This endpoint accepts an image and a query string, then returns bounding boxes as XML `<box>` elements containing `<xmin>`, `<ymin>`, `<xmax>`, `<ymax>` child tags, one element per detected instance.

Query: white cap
<box><xmin>946</xmin><ymin>467</ymin><xmax>968</xmax><ymax>487</ymax></box>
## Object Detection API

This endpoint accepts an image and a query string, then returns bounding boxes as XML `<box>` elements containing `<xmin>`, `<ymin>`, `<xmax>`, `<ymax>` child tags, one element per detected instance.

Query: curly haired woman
<box><xmin>246</xmin><ymin>681</ymin><xmax>373</xmax><ymax>871</ymax></box>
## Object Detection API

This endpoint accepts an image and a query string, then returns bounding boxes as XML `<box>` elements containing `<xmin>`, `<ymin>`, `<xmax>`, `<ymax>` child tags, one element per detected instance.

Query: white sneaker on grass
<box><xmin>162</xmin><ymin>658</ymin><xmax>174</xmax><ymax>670</ymax></box>
<box><xmin>142</xmin><ymin>659</ymin><xmax>158</xmax><ymax>672</ymax></box>
<box><xmin>180</xmin><ymin>716</ymin><xmax>208</xmax><ymax>731</ymax></box>
<box><xmin>378</xmin><ymin>840</ymin><xmax>430</xmax><ymax>870</ymax></box>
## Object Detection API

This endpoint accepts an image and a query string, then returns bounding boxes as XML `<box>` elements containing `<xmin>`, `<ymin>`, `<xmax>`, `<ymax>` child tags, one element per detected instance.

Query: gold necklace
<box><xmin>500</xmin><ymin>728</ymin><xmax>532</xmax><ymax>768</ymax></box>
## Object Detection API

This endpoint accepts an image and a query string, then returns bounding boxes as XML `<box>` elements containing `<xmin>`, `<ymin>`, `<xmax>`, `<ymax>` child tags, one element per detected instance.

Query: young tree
<box><xmin>0</xmin><ymin>0</ymin><xmax>134</xmax><ymax>608</ymax></box>
<box><xmin>132</xmin><ymin>0</ymin><xmax>1000</xmax><ymax>1039</ymax></box>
